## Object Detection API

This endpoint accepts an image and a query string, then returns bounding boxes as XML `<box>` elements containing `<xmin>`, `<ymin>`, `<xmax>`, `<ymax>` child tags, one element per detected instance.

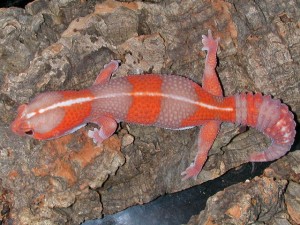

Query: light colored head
<box><xmin>11</xmin><ymin>92</ymin><xmax>67</xmax><ymax>140</ymax></box>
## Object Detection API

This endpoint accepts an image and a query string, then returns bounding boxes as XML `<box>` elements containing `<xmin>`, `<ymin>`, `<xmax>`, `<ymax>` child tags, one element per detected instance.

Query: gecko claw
<box><xmin>181</xmin><ymin>163</ymin><xmax>200</xmax><ymax>181</ymax></box>
<box><xmin>201</xmin><ymin>29</ymin><xmax>220</xmax><ymax>52</ymax></box>
<box><xmin>88</xmin><ymin>128</ymin><xmax>104</xmax><ymax>145</ymax></box>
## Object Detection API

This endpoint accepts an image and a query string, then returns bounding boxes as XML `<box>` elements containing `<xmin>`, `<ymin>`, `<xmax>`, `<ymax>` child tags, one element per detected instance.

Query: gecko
<box><xmin>11</xmin><ymin>30</ymin><xmax>296</xmax><ymax>180</ymax></box>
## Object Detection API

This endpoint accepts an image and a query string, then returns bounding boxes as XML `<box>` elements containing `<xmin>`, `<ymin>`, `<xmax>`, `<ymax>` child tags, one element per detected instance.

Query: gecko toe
<box><xmin>181</xmin><ymin>163</ymin><xmax>200</xmax><ymax>181</ymax></box>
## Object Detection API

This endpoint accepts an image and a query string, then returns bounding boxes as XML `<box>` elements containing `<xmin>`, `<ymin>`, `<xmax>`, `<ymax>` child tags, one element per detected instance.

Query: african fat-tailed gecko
<box><xmin>11</xmin><ymin>30</ymin><xmax>296</xmax><ymax>180</ymax></box>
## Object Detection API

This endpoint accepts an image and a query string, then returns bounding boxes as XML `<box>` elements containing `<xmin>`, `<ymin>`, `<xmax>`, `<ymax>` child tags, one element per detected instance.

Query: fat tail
<box><xmin>235</xmin><ymin>93</ymin><xmax>296</xmax><ymax>161</ymax></box>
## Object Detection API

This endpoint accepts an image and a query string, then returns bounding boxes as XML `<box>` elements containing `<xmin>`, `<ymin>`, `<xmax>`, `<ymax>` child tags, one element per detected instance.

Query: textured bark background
<box><xmin>0</xmin><ymin>0</ymin><xmax>299</xmax><ymax>224</ymax></box>
<box><xmin>187</xmin><ymin>151</ymin><xmax>300</xmax><ymax>225</ymax></box>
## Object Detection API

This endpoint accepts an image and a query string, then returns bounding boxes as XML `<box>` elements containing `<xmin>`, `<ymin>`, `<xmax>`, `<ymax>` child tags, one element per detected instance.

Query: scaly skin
<box><xmin>11</xmin><ymin>30</ymin><xmax>296</xmax><ymax>180</ymax></box>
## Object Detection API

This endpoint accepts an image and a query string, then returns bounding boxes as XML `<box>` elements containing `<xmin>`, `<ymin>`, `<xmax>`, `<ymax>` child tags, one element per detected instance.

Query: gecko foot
<box><xmin>88</xmin><ymin>128</ymin><xmax>104</xmax><ymax>145</ymax></box>
<box><xmin>201</xmin><ymin>29</ymin><xmax>220</xmax><ymax>52</ymax></box>
<box><xmin>104</xmin><ymin>60</ymin><xmax>121</xmax><ymax>72</ymax></box>
<box><xmin>181</xmin><ymin>163</ymin><xmax>202</xmax><ymax>181</ymax></box>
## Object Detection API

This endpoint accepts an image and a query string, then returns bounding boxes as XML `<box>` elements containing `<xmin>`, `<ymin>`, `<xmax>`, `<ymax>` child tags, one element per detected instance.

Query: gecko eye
<box><xmin>25</xmin><ymin>130</ymin><xmax>33</xmax><ymax>135</ymax></box>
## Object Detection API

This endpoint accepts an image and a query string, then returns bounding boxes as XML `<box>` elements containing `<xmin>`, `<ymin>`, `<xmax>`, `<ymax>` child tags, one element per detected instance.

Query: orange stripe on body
<box><xmin>126</xmin><ymin>75</ymin><xmax>163</xmax><ymax>124</ymax></box>
<box><xmin>247</xmin><ymin>93</ymin><xmax>263</xmax><ymax>127</ymax></box>
<box><xmin>59</xmin><ymin>90</ymin><xmax>94</xmax><ymax>130</ymax></box>
<box><xmin>181</xmin><ymin>84</ymin><xmax>236</xmax><ymax>127</ymax></box>
<box><xmin>34</xmin><ymin>90</ymin><xmax>94</xmax><ymax>139</ymax></box>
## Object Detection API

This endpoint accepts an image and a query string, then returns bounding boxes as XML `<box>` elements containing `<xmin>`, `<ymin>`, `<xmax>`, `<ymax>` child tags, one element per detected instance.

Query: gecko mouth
<box><xmin>25</xmin><ymin>130</ymin><xmax>33</xmax><ymax>135</ymax></box>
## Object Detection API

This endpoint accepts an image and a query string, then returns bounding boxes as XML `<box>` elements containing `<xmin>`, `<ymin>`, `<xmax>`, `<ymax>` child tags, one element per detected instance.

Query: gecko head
<box><xmin>11</xmin><ymin>92</ymin><xmax>66</xmax><ymax>140</ymax></box>
<box><xmin>11</xmin><ymin>103</ymin><xmax>33</xmax><ymax>137</ymax></box>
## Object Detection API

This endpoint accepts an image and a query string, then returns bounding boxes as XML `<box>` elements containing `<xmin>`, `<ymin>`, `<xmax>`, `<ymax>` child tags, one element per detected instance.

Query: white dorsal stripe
<box><xmin>38</xmin><ymin>97</ymin><xmax>95</xmax><ymax>114</ymax></box>
<box><xmin>94</xmin><ymin>92</ymin><xmax>233</xmax><ymax>112</ymax></box>
<box><xmin>26</xmin><ymin>112</ymin><xmax>36</xmax><ymax>119</ymax></box>
<box><xmin>28</xmin><ymin>92</ymin><xmax>233</xmax><ymax>119</ymax></box>
<box><xmin>25</xmin><ymin>97</ymin><xmax>95</xmax><ymax>119</ymax></box>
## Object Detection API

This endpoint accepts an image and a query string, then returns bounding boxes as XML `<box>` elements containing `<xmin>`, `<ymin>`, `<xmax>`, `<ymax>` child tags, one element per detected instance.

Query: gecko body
<box><xmin>11</xmin><ymin>31</ymin><xmax>296</xmax><ymax>180</ymax></box>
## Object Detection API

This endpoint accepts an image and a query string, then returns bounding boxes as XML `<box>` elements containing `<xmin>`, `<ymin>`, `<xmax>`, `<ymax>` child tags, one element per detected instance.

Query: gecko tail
<box><xmin>235</xmin><ymin>93</ymin><xmax>296</xmax><ymax>162</ymax></box>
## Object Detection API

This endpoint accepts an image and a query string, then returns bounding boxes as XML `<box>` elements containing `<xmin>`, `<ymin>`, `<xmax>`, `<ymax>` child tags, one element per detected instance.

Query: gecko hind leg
<box><xmin>181</xmin><ymin>31</ymin><xmax>223</xmax><ymax>180</ymax></box>
<box><xmin>181</xmin><ymin>120</ymin><xmax>220</xmax><ymax>180</ymax></box>
<box><xmin>201</xmin><ymin>30</ymin><xmax>223</xmax><ymax>97</ymax></box>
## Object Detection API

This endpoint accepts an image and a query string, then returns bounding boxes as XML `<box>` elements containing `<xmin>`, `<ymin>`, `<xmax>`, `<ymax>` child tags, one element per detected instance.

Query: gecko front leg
<box><xmin>88</xmin><ymin>116</ymin><xmax>118</xmax><ymax>145</ymax></box>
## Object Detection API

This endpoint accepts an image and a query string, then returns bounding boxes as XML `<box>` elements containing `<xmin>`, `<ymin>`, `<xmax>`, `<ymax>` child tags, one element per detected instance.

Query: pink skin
<box><xmin>181</xmin><ymin>30</ymin><xmax>223</xmax><ymax>180</ymax></box>
<box><xmin>11</xmin><ymin>30</ymin><xmax>296</xmax><ymax>180</ymax></box>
